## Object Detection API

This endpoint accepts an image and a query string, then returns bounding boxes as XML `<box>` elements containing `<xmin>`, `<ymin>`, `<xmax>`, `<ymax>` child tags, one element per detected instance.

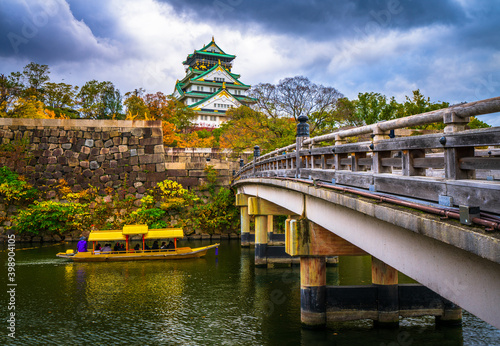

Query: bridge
<box><xmin>232</xmin><ymin>96</ymin><xmax>500</xmax><ymax>329</ymax></box>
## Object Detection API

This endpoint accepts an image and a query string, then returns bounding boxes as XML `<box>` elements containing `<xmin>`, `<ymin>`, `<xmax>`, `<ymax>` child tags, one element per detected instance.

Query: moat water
<box><xmin>1</xmin><ymin>240</ymin><xmax>499</xmax><ymax>345</ymax></box>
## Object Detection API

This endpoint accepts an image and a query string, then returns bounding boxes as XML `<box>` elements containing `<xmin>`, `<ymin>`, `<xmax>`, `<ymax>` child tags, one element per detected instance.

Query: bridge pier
<box><xmin>255</xmin><ymin>215</ymin><xmax>268</xmax><ymax>267</ymax></box>
<box><xmin>301</xmin><ymin>256</ymin><xmax>327</xmax><ymax>328</ymax></box>
<box><xmin>236</xmin><ymin>194</ymin><xmax>254</xmax><ymax>247</ymax></box>
<box><xmin>372</xmin><ymin>256</ymin><xmax>399</xmax><ymax>327</ymax></box>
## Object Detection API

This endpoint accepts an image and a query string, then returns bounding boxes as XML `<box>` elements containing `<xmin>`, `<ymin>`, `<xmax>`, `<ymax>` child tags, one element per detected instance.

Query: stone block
<box><xmin>188</xmin><ymin>170</ymin><xmax>207</xmax><ymax>177</ymax></box>
<box><xmin>131</xmin><ymin>128</ymin><xmax>143</xmax><ymax>137</ymax></box>
<box><xmin>80</xmin><ymin>161</ymin><xmax>90</xmax><ymax>169</ymax></box>
<box><xmin>119</xmin><ymin>145</ymin><xmax>128</xmax><ymax>153</ymax></box>
<box><xmin>80</xmin><ymin>146</ymin><xmax>91</xmax><ymax>154</ymax></box>
<box><xmin>140</xmin><ymin>137</ymin><xmax>162</xmax><ymax>146</ymax></box>
<box><xmin>104</xmin><ymin>139</ymin><xmax>114</xmax><ymax>148</ymax></box>
<box><xmin>139</xmin><ymin>154</ymin><xmax>154</xmax><ymax>164</ymax></box>
<box><xmin>165</xmin><ymin>162</ymin><xmax>186</xmax><ymax>170</ymax></box>
<box><xmin>130</xmin><ymin>156</ymin><xmax>139</xmax><ymax>165</ymax></box>
<box><xmin>166</xmin><ymin>169</ymin><xmax>187</xmax><ymax>177</ymax></box>
<box><xmin>110</xmin><ymin>130</ymin><xmax>120</xmax><ymax>138</ymax></box>
<box><xmin>95</xmin><ymin>139</ymin><xmax>104</xmax><ymax>148</ymax></box>
<box><xmin>130</xmin><ymin>149</ymin><xmax>137</xmax><ymax>156</ymax></box>
<box><xmin>68</xmin><ymin>157</ymin><xmax>79</xmax><ymax>167</ymax></box>
<box><xmin>109</xmin><ymin>146</ymin><xmax>119</xmax><ymax>154</ymax></box>
<box><xmin>154</xmin><ymin>145</ymin><xmax>165</xmax><ymax>154</ymax></box>
<box><xmin>82</xmin><ymin>169</ymin><xmax>93</xmax><ymax>178</ymax></box>
<box><xmin>145</xmin><ymin>145</ymin><xmax>155</xmax><ymax>154</ymax></box>
<box><xmin>177</xmin><ymin>177</ymin><xmax>199</xmax><ymax>187</ymax></box>
<box><xmin>152</xmin><ymin>127</ymin><xmax>162</xmax><ymax>137</ymax></box>
<box><xmin>186</xmin><ymin>162</ymin><xmax>206</xmax><ymax>170</ymax></box>
<box><xmin>90</xmin><ymin>161</ymin><xmax>99</xmax><ymax>170</ymax></box>
<box><xmin>85</xmin><ymin>139</ymin><xmax>94</xmax><ymax>147</ymax></box>
<box><xmin>156</xmin><ymin>163</ymin><xmax>165</xmax><ymax>172</ymax></box>
<box><xmin>113</xmin><ymin>137</ymin><xmax>121</xmax><ymax>145</ymax></box>
<box><xmin>92</xmin><ymin>132</ymin><xmax>101</xmax><ymax>140</ymax></box>
<box><xmin>57</xmin><ymin>157</ymin><xmax>68</xmax><ymax>165</ymax></box>
<box><xmin>62</xmin><ymin>143</ymin><xmax>72</xmax><ymax>150</ymax></box>
<box><xmin>110</xmin><ymin>160</ymin><xmax>118</xmax><ymax>168</ymax></box>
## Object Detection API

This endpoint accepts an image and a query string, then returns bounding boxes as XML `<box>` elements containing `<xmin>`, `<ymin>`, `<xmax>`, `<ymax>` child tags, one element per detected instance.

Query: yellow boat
<box><xmin>56</xmin><ymin>225</ymin><xmax>219</xmax><ymax>262</ymax></box>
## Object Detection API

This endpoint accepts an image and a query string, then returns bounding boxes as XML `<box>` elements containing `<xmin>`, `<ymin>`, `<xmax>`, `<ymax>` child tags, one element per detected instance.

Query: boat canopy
<box><xmin>145</xmin><ymin>228</ymin><xmax>184</xmax><ymax>239</ymax></box>
<box><xmin>88</xmin><ymin>225</ymin><xmax>184</xmax><ymax>241</ymax></box>
<box><xmin>88</xmin><ymin>230</ymin><xmax>125</xmax><ymax>242</ymax></box>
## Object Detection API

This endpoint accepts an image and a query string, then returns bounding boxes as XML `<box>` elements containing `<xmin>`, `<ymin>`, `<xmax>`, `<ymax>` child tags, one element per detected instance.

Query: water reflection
<box><xmin>0</xmin><ymin>241</ymin><xmax>498</xmax><ymax>345</ymax></box>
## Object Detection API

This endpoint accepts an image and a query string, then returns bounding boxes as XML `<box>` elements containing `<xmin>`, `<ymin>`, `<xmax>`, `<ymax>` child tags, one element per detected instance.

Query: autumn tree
<box><xmin>219</xmin><ymin>106</ymin><xmax>295</xmax><ymax>153</ymax></box>
<box><xmin>124</xmin><ymin>88</ymin><xmax>149</xmax><ymax>119</ymax></box>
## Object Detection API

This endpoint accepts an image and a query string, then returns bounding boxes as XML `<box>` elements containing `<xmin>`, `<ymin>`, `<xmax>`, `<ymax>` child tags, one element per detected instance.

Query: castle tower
<box><xmin>172</xmin><ymin>37</ymin><xmax>255</xmax><ymax>129</ymax></box>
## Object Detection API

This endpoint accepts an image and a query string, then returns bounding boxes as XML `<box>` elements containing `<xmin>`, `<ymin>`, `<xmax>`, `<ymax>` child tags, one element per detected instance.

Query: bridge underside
<box><xmin>235</xmin><ymin>178</ymin><xmax>500</xmax><ymax>329</ymax></box>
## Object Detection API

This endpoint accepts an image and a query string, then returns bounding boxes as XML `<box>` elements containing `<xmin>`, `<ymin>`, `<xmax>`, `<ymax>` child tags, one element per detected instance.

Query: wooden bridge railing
<box><xmin>234</xmin><ymin>96</ymin><xmax>500</xmax><ymax>215</ymax></box>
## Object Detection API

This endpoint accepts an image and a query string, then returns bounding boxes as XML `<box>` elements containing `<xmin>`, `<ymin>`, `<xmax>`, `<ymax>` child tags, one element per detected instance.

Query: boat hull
<box><xmin>56</xmin><ymin>244</ymin><xmax>219</xmax><ymax>262</ymax></box>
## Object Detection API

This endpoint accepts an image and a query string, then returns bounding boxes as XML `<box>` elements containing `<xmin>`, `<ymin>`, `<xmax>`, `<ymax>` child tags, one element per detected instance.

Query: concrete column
<box><xmin>372</xmin><ymin>256</ymin><xmax>399</xmax><ymax>327</ymax></box>
<box><xmin>300</xmin><ymin>256</ymin><xmax>326</xmax><ymax>329</ymax></box>
<box><xmin>240</xmin><ymin>206</ymin><xmax>250</xmax><ymax>247</ymax></box>
<box><xmin>267</xmin><ymin>215</ymin><xmax>274</xmax><ymax>244</ymax></box>
<box><xmin>255</xmin><ymin>215</ymin><xmax>268</xmax><ymax>267</ymax></box>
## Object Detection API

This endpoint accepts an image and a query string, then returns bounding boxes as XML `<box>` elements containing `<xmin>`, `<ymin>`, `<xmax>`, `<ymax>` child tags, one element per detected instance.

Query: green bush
<box><xmin>11</xmin><ymin>201</ymin><xmax>91</xmax><ymax>235</ymax></box>
<box><xmin>188</xmin><ymin>187</ymin><xmax>239</xmax><ymax>234</ymax></box>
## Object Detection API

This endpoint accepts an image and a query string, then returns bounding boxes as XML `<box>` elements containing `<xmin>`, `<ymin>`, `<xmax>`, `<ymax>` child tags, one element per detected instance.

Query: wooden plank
<box><xmin>413</xmin><ymin>157</ymin><xmax>444</xmax><ymax>169</ymax></box>
<box><xmin>358</xmin><ymin>158</ymin><xmax>373</xmax><ymax>166</ymax></box>
<box><xmin>459</xmin><ymin>157</ymin><xmax>500</xmax><ymax>170</ymax></box>
<box><xmin>335</xmin><ymin>171</ymin><xmax>373</xmax><ymax>188</ymax></box>
<box><xmin>374</xmin><ymin>175</ymin><xmax>446</xmax><ymax>201</ymax></box>
<box><xmin>333</xmin><ymin>142</ymin><xmax>372</xmax><ymax>154</ymax></box>
<box><xmin>381</xmin><ymin>157</ymin><xmax>402</xmax><ymax>168</ymax></box>
<box><xmin>446</xmin><ymin>180</ymin><xmax>500</xmax><ymax>214</ymax></box>
<box><xmin>300</xmin><ymin>168</ymin><xmax>336</xmax><ymax>182</ymax></box>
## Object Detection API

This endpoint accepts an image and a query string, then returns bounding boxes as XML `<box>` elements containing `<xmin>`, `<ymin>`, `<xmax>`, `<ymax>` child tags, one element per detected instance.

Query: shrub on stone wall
<box><xmin>11</xmin><ymin>200</ymin><xmax>91</xmax><ymax>236</ymax></box>
<box><xmin>0</xmin><ymin>166</ymin><xmax>39</xmax><ymax>204</ymax></box>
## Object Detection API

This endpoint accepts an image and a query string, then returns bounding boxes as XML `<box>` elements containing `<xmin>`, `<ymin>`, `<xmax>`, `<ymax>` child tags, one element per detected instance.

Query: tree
<box><xmin>124</xmin><ymin>88</ymin><xmax>149</xmax><ymax>119</ymax></box>
<box><xmin>78</xmin><ymin>80</ymin><xmax>122</xmax><ymax>119</ymax></box>
<box><xmin>250</xmin><ymin>76</ymin><xmax>344</xmax><ymax>135</ymax></box>
<box><xmin>219</xmin><ymin>106</ymin><xmax>295</xmax><ymax>153</ymax></box>
<box><xmin>21</xmin><ymin>62</ymin><xmax>50</xmax><ymax>97</ymax></box>
<box><xmin>353</xmin><ymin>92</ymin><xmax>401</xmax><ymax>125</ymax></box>
<box><xmin>44</xmin><ymin>82</ymin><xmax>78</xmax><ymax>108</ymax></box>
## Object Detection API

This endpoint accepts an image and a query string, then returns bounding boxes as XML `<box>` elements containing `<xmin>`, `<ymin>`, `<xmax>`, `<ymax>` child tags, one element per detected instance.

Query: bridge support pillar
<box><xmin>372</xmin><ymin>256</ymin><xmax>399</xmax><ymax>327</ymax></box>
<box><xmin>267</xmin><ymin>215</ymin><xmax>274</xmax><ymax>244</ymax></box>
<box><xmin>240</xmin><ymin>206</ymin><xmax>251</xmax><ymax>247</ymax></box>
<box><xmin>255</xmin><ymin>215</ymin><xmax>268</xmax><ymax>267</ymax></box>
<box><xmin>236</xmin><ymin>194</ymin><xmax>254</xmax><ymax>247</ymax></box>
<box><xmin>301</xmin><ymin>256</ymin><xmax>326</xmax><ymax>329</ymax></box>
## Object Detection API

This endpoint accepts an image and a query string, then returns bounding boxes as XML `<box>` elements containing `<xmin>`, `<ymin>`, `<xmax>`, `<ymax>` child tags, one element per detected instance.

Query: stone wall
<box><xmin>164</xmin><ymin>147</ymin><xmax>252</xmax><ymax>189</ymax></box>
<box><xmin>0</xmin><ymin>118</ymin><xmax>167</xmax><ymax>194</ymax></box>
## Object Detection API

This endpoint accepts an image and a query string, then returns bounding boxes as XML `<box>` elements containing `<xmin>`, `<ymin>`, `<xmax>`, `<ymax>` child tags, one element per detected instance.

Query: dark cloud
<box><xmin>0</xmin><ymin>0</ymin><xmax>115</xmax><ymax>63</ymax></box>
<box><xmin>162</xmin><ymin>0</ymin><xmax>467</xmax><ymax>40</ymax></box>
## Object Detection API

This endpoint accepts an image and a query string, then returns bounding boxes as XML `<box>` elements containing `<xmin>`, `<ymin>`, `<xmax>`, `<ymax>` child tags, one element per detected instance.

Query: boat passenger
<box><xmin>134</xmin><ymin>243</ymin><xmax>140</xmax><ymax>251</ymax></box>
<box><xmin>95</xmin><ymin>243</ymin><xmax>102</xmax><ymax>254</ymax></box>
<box><xmin>160</xmin><ymin>242</ymin><xmax>167</xmax><ymax>249</ymax></box>
<box><xmin>152</xmin><ymin>240</ymin><xmax>159</xmax><ymax>251</ymax></box>
<box><xmin>166</xmin><ymin>241</ymin><xmax>175</xmax><ymax>249</ymax></box>
<box><xmin>119</xmin><ymin>243</ymin><xmax>126</xmax><ymax>253</ymax></box>
<box><xmin>113</xmin><ymin>242</ymin><xmax>120</xmax><ymax>252</ymax></box>
<box><xmin>102</xmin><ymin>244</ymin><xmax>112</xmax><ymax>253</ymax></box>
<box><xmin>77</xmin><ymin>237</ymin><xmax>88</xmax><ymax>253</ymax></box>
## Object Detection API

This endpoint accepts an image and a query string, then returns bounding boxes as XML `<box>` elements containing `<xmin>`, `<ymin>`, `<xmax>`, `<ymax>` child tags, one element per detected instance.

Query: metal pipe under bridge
<box><xmin>232</xmin><ymin>96</ymin><xmax>500</xmax><ymax>329</ymax></box>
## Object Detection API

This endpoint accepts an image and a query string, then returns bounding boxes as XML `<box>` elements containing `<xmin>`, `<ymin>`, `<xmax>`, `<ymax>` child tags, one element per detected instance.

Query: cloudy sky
<box><xmin>0</xmin><ymin>0</ymin><xmax>499</xmax><ymax>124</ymax></box>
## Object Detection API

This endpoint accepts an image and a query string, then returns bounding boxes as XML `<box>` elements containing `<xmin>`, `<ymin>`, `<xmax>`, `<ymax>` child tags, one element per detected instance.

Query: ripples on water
<box><xmin>1</xmin><ymin>241</ymin><xmax>499</xmax><ymax>345</ymax></box>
